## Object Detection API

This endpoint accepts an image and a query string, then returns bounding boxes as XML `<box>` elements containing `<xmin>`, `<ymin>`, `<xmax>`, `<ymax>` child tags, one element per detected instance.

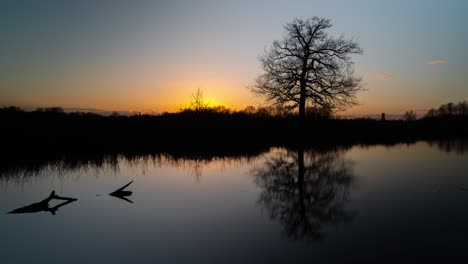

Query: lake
<box><xmin>2</xmin><ymin>141</ymin><xmax>468</xmax><ymax>263</ymax></box>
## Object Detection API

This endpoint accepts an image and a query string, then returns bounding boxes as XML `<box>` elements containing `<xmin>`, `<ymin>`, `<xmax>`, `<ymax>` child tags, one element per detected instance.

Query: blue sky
<box><xmin>1</xmin><ymin>0</ymin><xmax>467</xmax><ymax>115</ymax></box>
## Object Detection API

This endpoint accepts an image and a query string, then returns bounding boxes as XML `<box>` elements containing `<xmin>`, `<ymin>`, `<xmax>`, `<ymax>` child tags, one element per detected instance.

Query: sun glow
<box><xmin>202</xmin><ymin>97</ymin><xmax>224</xmax><ymax>107</ymax></box>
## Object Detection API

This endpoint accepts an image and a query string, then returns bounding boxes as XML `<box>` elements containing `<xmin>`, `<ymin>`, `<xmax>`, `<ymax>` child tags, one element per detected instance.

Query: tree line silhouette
<box><xmin>424</xmin><ymin>101</ymin><xmax>468</xmax><ymax>119</ymax></box>
<box><xmin>1</xmin><ymin>100</ymin><xmax>467</xmax><ymax>162</ymax></box>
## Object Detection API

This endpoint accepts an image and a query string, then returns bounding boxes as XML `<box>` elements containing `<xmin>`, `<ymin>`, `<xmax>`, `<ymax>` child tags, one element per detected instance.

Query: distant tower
<box><xmin>381</xmin><ymin>113</ymin><xmax>386</xmax><ymax>121</ymax></box>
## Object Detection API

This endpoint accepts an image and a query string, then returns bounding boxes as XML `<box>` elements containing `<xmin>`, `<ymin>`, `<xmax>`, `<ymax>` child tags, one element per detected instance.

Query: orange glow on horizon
<box><xmin>1</xmin><ymin>68</ymin><xmax>437</xmax><ymax>117</ymax></box>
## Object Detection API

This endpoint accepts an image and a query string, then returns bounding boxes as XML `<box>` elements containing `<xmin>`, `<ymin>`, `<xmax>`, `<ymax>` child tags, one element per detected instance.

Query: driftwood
<box><xmin>8</xmin><ymin>191</ymin><xmax>78</xmax><ymax>215</ymax></box>
<box><xmin>7</xmin><ymin>181</ymin><xmax>134</xmax><ymax>215</ymax></box>
<box><xmin>109</xmin><ymin>181</ymin><xmax>134</xmax><ymax>203</ymax></box>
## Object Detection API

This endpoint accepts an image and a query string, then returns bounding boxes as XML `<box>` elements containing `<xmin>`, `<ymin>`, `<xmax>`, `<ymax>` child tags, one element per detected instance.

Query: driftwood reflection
<box><xmin>8</xmin><ymin>191</ymin><xmax>77</xmax><ymax>215</ymax></box>
<box><xmin>253</xmin><ymin>148</ymin><xmax>356</xmax><ymax>241</ymax></box>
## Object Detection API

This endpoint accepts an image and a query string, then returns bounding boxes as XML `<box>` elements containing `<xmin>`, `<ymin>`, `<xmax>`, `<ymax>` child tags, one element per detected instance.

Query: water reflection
<box><xmin>253</xmin><ymin>147</ymin><xmax>356</xmax><ymax>241</ymax></box>
<box><xmin>8</xmin><ymin>191</ymin><xmax>77</xmax><ymax>215</ymax></box>
<box><xmin>1</xmin><ymin>140</ymin><xmax>468</xmax><ymax>263</ymax></box>
<box><xmin>2</xmin><ymin>140</ymin><xmax>466</xmax><ymax>181</ymax></box>
<box><xmin>429</xmin><ymin>139</ymin><xmax>468</xmax><ymax>154</ymax></box>
<box><xmin>0</xmin><ymin>152</ymin><xmax>258</xmax><ymax>181</ymax></box>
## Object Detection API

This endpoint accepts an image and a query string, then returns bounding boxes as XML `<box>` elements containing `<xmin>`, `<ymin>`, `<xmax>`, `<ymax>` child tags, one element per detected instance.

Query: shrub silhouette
<box><xmin>404</xmin><ymin>110</ymin><xmax>417</xmax><ymax>121</ymax></box>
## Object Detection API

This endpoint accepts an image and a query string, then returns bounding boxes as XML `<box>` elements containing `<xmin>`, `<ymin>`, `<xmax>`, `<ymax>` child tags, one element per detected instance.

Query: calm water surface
<box><xmin>2</xmin><ymin>141</ymin><xmax>468</xmax><ymax>263</ymax></box>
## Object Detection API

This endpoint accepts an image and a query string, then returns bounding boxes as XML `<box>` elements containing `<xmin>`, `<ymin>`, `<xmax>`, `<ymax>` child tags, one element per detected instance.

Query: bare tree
<box><xmin>252</xmin><ymin>17</ymin><xmax>363</xmax><ymax>118</ymax></box>
<box><xmin>190</xmin><ymin>88</ymin><xmax>209</xmax><ymax>111</ymax></box>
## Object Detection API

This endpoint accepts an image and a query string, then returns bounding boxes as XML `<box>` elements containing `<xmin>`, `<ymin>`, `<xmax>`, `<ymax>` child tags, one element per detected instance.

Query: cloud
<box><xmin>374</xmin><ymin>73</ymin><xmax>393</xmax><ymax>81</ymax></box>
<box><xmin>427</xmin><ymin>60</ymin><xmax>447</xmax><ymax>65</ymax></box>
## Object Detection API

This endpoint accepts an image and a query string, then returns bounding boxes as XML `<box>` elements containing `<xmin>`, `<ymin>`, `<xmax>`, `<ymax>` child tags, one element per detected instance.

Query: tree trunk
<box><xmin>298</xmin><ymin>81</ymin><xmax>306</xmax><ymax>119</ymax></box>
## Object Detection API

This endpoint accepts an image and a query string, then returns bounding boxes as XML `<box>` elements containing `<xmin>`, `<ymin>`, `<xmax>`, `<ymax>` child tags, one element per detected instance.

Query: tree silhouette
<box><xmin>253</xmin><ymin>147</ymin><xmax>356</xmax><ymax>241</ymax></box>
<box><xmin>190</xmin><ymin>88</ymin><xmax>209</xmax><ymax>111</ymax></box>
<box><xmin>252</xmin><ymin>17</ymin><xmax>363</xmax><ymax>118</ymax></box>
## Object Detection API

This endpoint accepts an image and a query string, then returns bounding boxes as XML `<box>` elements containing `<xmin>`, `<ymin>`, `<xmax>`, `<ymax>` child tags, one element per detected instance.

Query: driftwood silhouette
<box><xmin>109</xmin><ymin>181</ymin><xmax>134</xmax><ymax>203</ymax></box>
<box><xmin>8</xmin><ymin>191</ymin><xmax>77</xmax><ymax>215</ymax></box>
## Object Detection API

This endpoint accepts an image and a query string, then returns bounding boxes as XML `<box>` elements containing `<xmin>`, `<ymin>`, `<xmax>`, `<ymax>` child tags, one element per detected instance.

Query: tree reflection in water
<box><xmin>253</xmin><ymin>147</ymin><xmax>356</xmax><ymax>241</ymax></box>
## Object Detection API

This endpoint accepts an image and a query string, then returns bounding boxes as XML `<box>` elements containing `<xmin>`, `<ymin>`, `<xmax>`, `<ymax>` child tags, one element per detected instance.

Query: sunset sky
<box><xmin>1</xmin><ymin>0</ymin><xmax>467</xmax><ymax>115</ymax></box>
